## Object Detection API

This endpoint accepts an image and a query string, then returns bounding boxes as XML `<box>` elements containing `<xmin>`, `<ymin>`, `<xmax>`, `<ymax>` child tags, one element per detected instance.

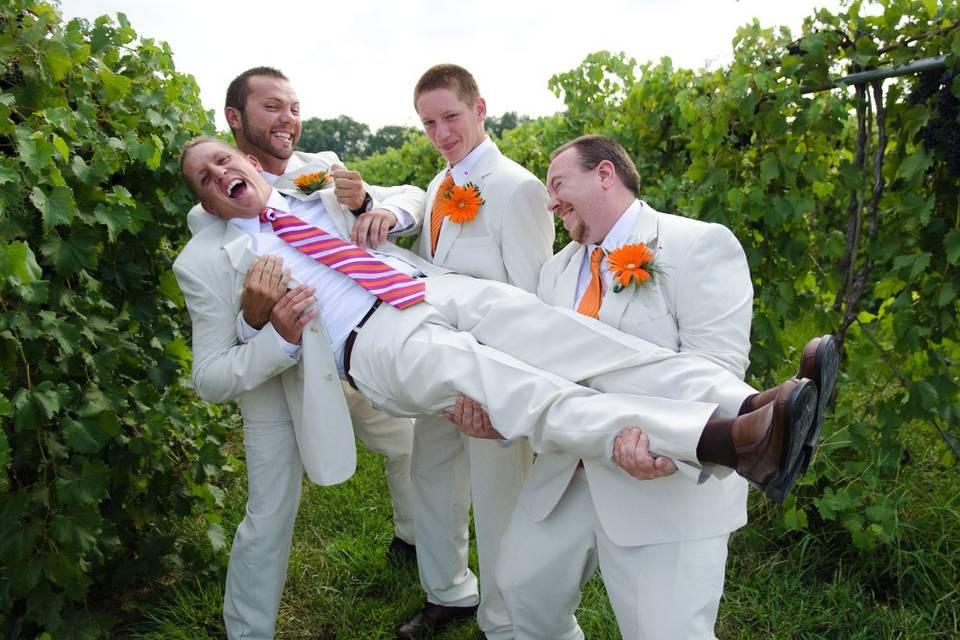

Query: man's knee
<box><xmin>494</xmin><ymin>530</ymin><xmax>538</xmax><ymax>604</ymax></box>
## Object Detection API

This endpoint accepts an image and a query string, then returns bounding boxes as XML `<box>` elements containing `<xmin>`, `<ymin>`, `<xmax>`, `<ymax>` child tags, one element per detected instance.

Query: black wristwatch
<box><xmin>350</xmin><ymin>192</ymin><xmax>373</xmax><ymax>216</ymax></box>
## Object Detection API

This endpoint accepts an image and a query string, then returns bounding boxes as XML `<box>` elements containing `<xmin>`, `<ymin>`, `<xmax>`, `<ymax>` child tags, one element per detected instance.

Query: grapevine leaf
<box><xmin>55</xmin><ymin>462</ymin><xmax>110</xmax><ymax>508</ymax></box>
<box><xmin>898</xmin><ymin>148</ymin><xmax>930</xmax><ymax>181</ymax></box>
<box><xmin>99</xmin><ymin>68</ymin><xmax>132</xmax><ymax>102</ymax></box>
<box><xmin>30</xmin><ymin>185</ymin><xmax>76</xmax><ymax>231</ymax></box>
<box><xmin>39</xmin><ymin>231</ymin><xmax>100</xmax><ymax>275</ymax></box>
<box><xmin>52</xmin><ymin>135</ymin><xmax>69</xmax><ymax>162</ymax></box>
<box><xmin>0</xmin><ymin>241</ymin><xmax>42</xmax><ymax>283</ymax></box>
<box><xmin>207</xmin><ymin>522</ymin><xmax>227</xmax><ymax>552</ymax></box>
<box><xmin>16</xmin><ymin>130</ymin><xmax>55</xmax><ymax>174</ymax></box>
<box><xmin>945</xmin><ymin>230</ymin><xmax>960</xmax><ymax>265</ymax></box>
<box><xmin>0</xmin><ymin>161</ymin><xmax>17</xmax><ymax>185</ymax></box>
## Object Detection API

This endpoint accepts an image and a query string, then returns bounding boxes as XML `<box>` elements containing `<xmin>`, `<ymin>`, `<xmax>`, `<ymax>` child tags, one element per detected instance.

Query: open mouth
<box><xmin>227</xmin><ymin>178</ymin><xmax>248</xmax><ymax>199</ymax></box>
<box><xmin>272</xmin><ymin>131</ymin><xmax>293</xmax><ymax>144</ymax></box>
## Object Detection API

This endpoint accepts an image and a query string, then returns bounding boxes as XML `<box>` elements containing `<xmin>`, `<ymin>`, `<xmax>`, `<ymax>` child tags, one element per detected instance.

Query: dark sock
<box><xmin>697</xmin><ymin>416</ymin><xmax>738</xmax><ymax>468</ymax></box>
<box><xmin>739</xmin><ymin>393</ymin><xmax>757</xmax><ymax>416</ymax></box>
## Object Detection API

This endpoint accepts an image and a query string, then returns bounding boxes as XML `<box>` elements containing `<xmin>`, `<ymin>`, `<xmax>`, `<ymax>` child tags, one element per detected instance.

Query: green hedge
<box><xmin>0</xmin><ymin>3</ymin><xmax>233</xmax><ymax>636</ymax></box>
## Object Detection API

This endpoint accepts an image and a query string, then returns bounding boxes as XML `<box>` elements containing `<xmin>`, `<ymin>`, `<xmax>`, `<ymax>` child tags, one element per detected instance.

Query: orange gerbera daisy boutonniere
<box><xmin>293</xmin><ymin>170</ymin><xmax>332</xmax><ymax>195</ymax></box>
<box><xmin>607</xmin><ymin>242</ymin><xmax>660</xmax><ymax>293</ymax></box>
<box><xmin>440</xmin><ymin>183</ymin><xmax>484</xmax><ymax>224</ymax></box>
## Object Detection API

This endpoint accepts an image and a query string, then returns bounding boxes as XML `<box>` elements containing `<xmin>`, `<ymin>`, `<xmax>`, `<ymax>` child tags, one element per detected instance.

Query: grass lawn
<box><xmin>115</xmin><ymin>438</ymin><xmax>958</xmax><ymax>640</ymax></box>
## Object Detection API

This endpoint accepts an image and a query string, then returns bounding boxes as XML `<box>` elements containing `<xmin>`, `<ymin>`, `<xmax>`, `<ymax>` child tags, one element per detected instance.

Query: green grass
<box><xmin>108</xmin><ymin>438</ymin><xmax>958</xmax><ymax>640</ymax></box>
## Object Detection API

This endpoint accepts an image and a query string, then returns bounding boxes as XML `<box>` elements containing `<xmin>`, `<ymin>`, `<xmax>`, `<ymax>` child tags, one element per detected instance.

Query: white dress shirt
<box><xmin>236</xmin><ymin>189</ymin><xmax>421</xmax><ymax>377</ymax></box>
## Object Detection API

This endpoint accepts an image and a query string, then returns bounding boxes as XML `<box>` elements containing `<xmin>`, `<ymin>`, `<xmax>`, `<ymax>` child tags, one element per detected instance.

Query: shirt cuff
<box><xmin>382</xmin><ymin>205</ymin><xmax>414</xmax><ymax>233</ymax></box>
<box><xmin>239</xmin><ymin>315</ymin><xmax>301</xmax><ymax>360</ymax></box>
<box><xmin>268</xmin><ymin>324</ymin><xmax>301</xmax><ymax>360</ymax></box>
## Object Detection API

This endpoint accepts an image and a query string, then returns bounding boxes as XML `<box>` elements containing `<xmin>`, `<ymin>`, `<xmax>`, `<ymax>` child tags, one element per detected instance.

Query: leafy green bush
<box><xmin>0</xmin><ymin>2</ymin><xmax>231</xmax><ymax>636</ymax></box>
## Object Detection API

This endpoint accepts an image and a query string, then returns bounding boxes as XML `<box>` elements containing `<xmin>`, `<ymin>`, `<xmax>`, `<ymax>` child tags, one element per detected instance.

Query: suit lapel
<box><xmin>315</xmin><ymin>189</ymin><xmax>352</xmax><ymax>239</ymax></box>
<box><xmin>223</xmin><ymin>223</ymin><xmax>258</xmax><ymax>276</ymax></box>
<box><xmin>432</xmin><ymin>205</ymin><xmax>462</xmax><ymax>265</ymax></box>
<box><xmin>555</xmin><ymin>244</ymin><xmax>586</xmax><ymax>309</ymax></box>
<box><xmin>599</xmin><ymin>203</ymin><xmax>661</xmax><ymax>328</ymax></box>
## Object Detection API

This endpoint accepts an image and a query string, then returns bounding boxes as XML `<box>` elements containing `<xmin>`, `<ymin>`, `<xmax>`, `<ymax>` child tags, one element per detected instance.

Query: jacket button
<box><xmin>324</xmin><ymin>374</ymin><xmax>333</xmax><ymax>382</ymax></box>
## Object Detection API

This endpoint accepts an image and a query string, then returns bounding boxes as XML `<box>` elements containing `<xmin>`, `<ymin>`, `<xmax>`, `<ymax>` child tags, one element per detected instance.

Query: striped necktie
<box><xmin>576</xmin><ymin>247</ymin><xmax>605</xmax><ymax>319</ymax></box>
<box><xmin>260</xmin><ymin>207</ymin><xmax>425</xmax><ymax>310</ymax></box>
<box><xmin>430</xmin><ymin>172</ymin><xmax>456</xmax><ymax>256</ymax></box>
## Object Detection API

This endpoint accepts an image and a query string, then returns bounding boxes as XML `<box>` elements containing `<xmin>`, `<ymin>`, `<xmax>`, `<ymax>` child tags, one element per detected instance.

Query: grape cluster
<box><xmin>912</xmin><ymin>70</ymin><xmax>960</xmax><ymax>178</ymax></box>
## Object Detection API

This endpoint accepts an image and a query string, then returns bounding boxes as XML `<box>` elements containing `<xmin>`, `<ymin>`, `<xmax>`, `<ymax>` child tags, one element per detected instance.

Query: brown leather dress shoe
<box><xmin>395</xmin><ymin>602</ymin><xmax>478</xmax><ymax>639</ymax></box>
<box><xmin>741</xmin><ymin>335</ymin><xmax>839</xmax><ymax>475</ymax></box>
<box><xmin>732</xmin><ymin>378</ymin><xmax>817</xmax><ymax>502</ymax></box>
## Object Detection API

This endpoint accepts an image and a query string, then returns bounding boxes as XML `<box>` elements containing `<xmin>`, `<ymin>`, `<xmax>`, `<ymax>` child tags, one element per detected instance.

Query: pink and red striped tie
<box><xmin>260</xmin><ymin>207</ymin><xmax>425</xmax><ymax>310</ymax></box>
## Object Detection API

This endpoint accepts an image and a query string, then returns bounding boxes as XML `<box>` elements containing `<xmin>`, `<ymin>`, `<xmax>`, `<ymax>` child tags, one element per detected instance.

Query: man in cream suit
<box><xmin>450</xmin><ymin>135</ymin><xmax>834</xmax><ymax>639</ymax></box>
<box><xmin>180</xmin><ymin>67</ymin><xmax>424</xmax><ymax>640</ymax></box>
<box><xmin>397</xmin><ymin>64</ymin><xmax>555</xmax><ymax>639</ymax></box>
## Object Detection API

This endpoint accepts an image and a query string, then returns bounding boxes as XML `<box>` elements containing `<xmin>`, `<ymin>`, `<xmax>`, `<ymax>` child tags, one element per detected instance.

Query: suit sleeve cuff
<box><xmin>238</xmin><ymin>314</ymin><xmax>258</xmax><ymax>343</ymax></box>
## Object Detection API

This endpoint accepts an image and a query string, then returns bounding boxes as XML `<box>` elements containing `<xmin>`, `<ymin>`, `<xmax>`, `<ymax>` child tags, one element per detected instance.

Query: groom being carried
<box><xmin>175</xmin><ymin>137</ymin><xmax>834</xmax><ymax>513</ymax></box>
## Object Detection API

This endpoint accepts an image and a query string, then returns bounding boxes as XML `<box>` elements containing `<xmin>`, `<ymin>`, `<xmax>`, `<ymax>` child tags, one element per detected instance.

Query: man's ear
<box><xmin>597</xmin><ymin>159</ymin><xmax>616</xmax><ymax>189</ymax></box>
<box><xmin>225</xmin><ymin>106</ymin><xmax>242</xmax><ymax>132</ymax></box>
<box><xmin>474</xmin><ymin>96</ymin><xmax>487</xmax><ymax>121</ymax></box>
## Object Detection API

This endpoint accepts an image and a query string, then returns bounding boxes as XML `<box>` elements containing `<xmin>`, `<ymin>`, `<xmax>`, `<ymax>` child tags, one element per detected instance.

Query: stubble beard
<box><xmin>567</xmin><ymin>216</ymin><xmax>588</xmax><ymax>244</ymax></box>
<box><xmin>241</xmin><ymin>112</ymin><xmax>296</xmax><ymax>163</ymax></box>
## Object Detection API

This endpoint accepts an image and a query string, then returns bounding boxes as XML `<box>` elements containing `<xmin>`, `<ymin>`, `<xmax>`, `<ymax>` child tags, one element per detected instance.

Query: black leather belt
<box><xmin>344</xmin><ymin>299</ymin><xmax>383</xmax><ymax>391</ymax></box>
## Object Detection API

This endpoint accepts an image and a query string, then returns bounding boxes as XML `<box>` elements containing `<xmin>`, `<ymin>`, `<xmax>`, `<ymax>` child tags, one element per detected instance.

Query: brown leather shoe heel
<box><xmin>396</xmin><ymin>602</ymin><xmax>478</xmax><ymax>638</ymax></box>
<box><xmin>795</xmin><ymin>335</ymin><xmax>839</xmax><ymax>474</ymax></box>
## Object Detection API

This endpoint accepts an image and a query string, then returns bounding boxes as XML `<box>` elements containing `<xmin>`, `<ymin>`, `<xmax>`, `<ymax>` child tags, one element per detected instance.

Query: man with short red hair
<box><xmin>397</xmin><ymin>63</ymin><xmax>555</xmax><ymax>639</ymax></box>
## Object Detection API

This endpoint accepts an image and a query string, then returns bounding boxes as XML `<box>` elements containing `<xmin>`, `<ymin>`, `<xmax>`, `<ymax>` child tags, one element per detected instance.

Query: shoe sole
<box><xmin>795</xmin><ymin>335</ymin><xmax>840</xmax><ymax>475</ymax></box>
<box><xmin>763</xmin><ymin>380</ymin><xmax>817</xmax><ymax>503</ymax></box>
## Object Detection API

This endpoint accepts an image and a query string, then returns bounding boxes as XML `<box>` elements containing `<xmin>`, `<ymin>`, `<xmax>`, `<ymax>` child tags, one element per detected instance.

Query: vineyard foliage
<box><xmin>356</xmin><ymin>0</ymin><xmax>960</xmax><ymax>553</ymax></box>
<box><xmin>0</xmin><ymin>1</ymin><xmax>233</xmax><ymax>637</ymax></box>
<box><xmin>1</xmin><ymin>0</ymin><xmax>958</xmax><ymax>636</ymax></box>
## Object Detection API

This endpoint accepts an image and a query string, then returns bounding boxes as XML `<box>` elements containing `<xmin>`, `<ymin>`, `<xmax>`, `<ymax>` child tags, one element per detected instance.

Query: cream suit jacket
<box><xmin>415</xmin><ymin>145</ymin><xmax>554</xmax><ymax>292</ymax></box>
<box><xmin>522</xmin><ymin>201</ymin><xmax>751</xmax><ymax>546</ymax></box>
<box><xmin>173</xmin><ymin>155</ymin><xmax>428</xmax><ymax>487</ymax></box>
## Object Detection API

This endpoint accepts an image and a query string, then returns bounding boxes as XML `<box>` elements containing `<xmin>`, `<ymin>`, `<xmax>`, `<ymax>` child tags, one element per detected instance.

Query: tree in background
<box><xmin>297</xmin><ymin>114</ymin><xmax>371</xmax><ymax>160</ymax></box>
<box><xmin>298</xmin><ymin>116</ymin><xmax>422</xmax><ymax>160</ymax></box>
<box><xmin>485</xmin><ymin>111</ymin><xmax>530</xmax><ymax>139</ymax></box>
<box><xmin>366</xmin><ymin>124</ymin><xmax>418</xmax><ymax>156</ymax></box>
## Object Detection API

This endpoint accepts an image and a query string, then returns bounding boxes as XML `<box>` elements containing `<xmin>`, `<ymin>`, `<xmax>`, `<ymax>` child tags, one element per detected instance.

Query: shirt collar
<box><xmin>229</xmin><ymin>188</ymin><xmax>289</xmax><ymax>234</ymax></box>
<box><xmin>594</xmin><ymin>199</ymin><xmax>644</xmax><ymax>253</ymax></box>
<box><xmin>448</xmin><ymin>137</ymin><xmax>495</xmax><ymax>185</ymax></box>
<box><xmin>261</xmin><ymin>154</ymin><xmax>305</xmax><ymax>185</ymax></box>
